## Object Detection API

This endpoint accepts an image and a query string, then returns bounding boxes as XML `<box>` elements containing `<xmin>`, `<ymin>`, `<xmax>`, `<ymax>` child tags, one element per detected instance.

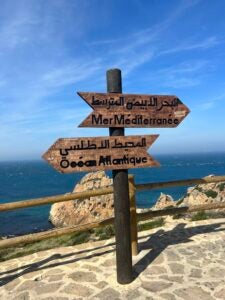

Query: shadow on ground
<box><xmin>0</xmin><ymin>221</ymin><xmax>224</xmax><ymax>286</ymax></box>
<box><xmin>133</xmin><ymin>221</ymin><xmax>225</xmax><ymax>278</ymax></box>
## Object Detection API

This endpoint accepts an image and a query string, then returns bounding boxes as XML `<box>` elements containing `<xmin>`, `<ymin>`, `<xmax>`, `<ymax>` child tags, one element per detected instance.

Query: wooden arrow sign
<box><xmin>42</xmin><ymin>135</ymin><xmax>159</xmax><ymax>173</ymax></box>
<box><xmin>78</xmin><ymin>92</ymin><xmax>190</xmax><ymax>128</ymax></box>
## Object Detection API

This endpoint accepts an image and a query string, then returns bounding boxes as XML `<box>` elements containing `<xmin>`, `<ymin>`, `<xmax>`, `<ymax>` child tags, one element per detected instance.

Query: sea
<box><xmin>0</xmin><ymin>152</ymin><xmax>225</xmax><ymax>237</ymax></box>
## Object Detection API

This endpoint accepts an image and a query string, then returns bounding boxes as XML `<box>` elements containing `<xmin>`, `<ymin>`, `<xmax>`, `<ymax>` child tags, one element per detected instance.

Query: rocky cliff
<box><xmin>152</xmin><ymin>180</ymin><xmax>225</xmax><ymax>210</ymax></box>
<box><xmin>152</xmin><ymin>193</ymin><xmax>176</xmax><ymax>210</ymax></box>
<box><xmin>49</xmin><ymin>172</ymin><xmax>225</xmax><ymax>227</ymax></box>
<box><xmin>182</xmin><ymin>181</ymin><xmax>225</xmax><ymax>207</ymax></box>
<box><xmin>49</xmin><ymin>171</ymin><xmax>114</xmax><ymax>227</ymax></box>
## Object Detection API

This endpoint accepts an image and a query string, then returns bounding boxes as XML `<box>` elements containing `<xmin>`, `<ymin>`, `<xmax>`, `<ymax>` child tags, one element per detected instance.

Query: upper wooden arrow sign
<box><xmin>42</xmin><ymin>135</ymin><xmax>159</xmax><ymax>173</ymax></box>
<box><xmin>78</xmin><ymin>92</ymin><xmax>190</xmax><ymax>128</ymax></box>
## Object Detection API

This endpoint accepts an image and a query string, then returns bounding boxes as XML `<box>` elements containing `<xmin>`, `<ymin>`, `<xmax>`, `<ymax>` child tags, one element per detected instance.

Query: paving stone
<box><xmin>95</xmin><ymin>287</ymin><xmax>121</xmax><ymax>299</ymax></box>
<box><xmin>14</xmin><ymin>291</ymin><xmax>30</xmax><ymax>300</ymax></box>
<box><xmin>62</xmin><ymin>283</ymin><xmax>94</xmax><ymax>297</ymax></box>
<box><xmin>209</xmin><ymin>267</ymin><xmax>225</xmax><ymax>278</ymax></box>
<box><xmin>150</xmin><ymin>254</ymin><xmax>164</xmax><ymax>265</ymax></box>
<box><xmin>216</xmin><ymin>259</ymin><xmax>225</xmax><ymax>266</ymax></box>
<box><xmin>174</xmin><ymin>286</ymin><xmax>215</xmax><ymax>300</ymax></box>
<box><xmin>219</xmin><ymin>252</ymin><xmax>225</xmax><ymax>259</ymax></box>
<box><xmin>186</xmin><ymin>259</ymin><xmax>201</xmax><ymax>268</ymax></box>
<box><xmin>203</xmin><ymin>281</ymin><xmax>221</xmax><ymax>291</ymax></box>
<box><xmin>169</xmin><ymin>263</ymin><xmax>185</xmax><ymax>274</ymax></box>
<box><xmin>159</xmin><ymin>275</ymin><xmax>183</xmax><ymax>284</ymax></box>
<box><xmin>82</xmin><ymin>264</ymin><xmax>101</xmax><ymax>272</ymax></box>
<box><xmin>45</xmin><ymin>269</ymin><xmax>64</xmax><ymax>275</ymax></box>
<box><xmin>214</xmin><ymin>287</ymin><xmax>225</xmax><ymax>299</ymax></box>
<box><xmin>126</xmin><ymin>289</ymin><xmax>141</xmax><ymax>299</ymax></box>
<box><xmin>187</xmin><ymin>245</ymin><xmax>203</xmax><ymax>252</ymax></box>
<box><xmin>142</xmin><ymin>281</ymin><xmax>173</xmax><ymax>292</ymax></box>
<box><xmin>4</xmin><ymin>278</ymin><xmax>21</xmax><ymax>291</ymax></box>
<box><xmin>34</xmin><ymin>274</ymin><xmax>45</xmax><ymax>281</ymax></box>
<box><xmin>38</xmin><ymin>297</ymin><xmax>68</xmax><ymax>300</ymax></box>
<box><xmin>165</xmin><ymin>250</ymin><xmax>180</xmax><ymax>262</ymax></box>
<box><xmin>144</xmin><ymin>266</ymin><xmax>167</xmax><ymax>275</ymax></box>
<box><xmin>160</xmin><ymin>293</ymin><xmax>176</xmax><ymax>300</ymax></box>
<box><xmin>187</xmin><ymin>255</ymin><xmax>203</xmax><ymax>261</ymax></box>
<box><xmin>204</xmin><ymin>242</ymin><xmax>217</xmax><ymax>251</ymax></box>
<box><xmin>47</xmin><ymin>274</ymin><xmax>64</xmax><ymax>282</ymax></box>
<box><xmin>35</xmin><ymin>282</ymin><xmax>62</xmax><ymax>294</ymax></box>
<box><xmin>189</xmin><ymin>268</ymin><xmax>202</xmax><ymax>278</ymax></box>
<box><xmin>39</xmin><ymin>296</ymin><xmax>68</xmax><ymax>300</ymax></box>
<box><xmin>95</xmin><ymin>281</ymin><xmax>108</xmax><ymax>289</ymax></box>
<box><xmin>177</xmin><ymin>249</ymin><xmax>194</xmax><ymax>256</ymax></box>
<box><xmin>101</xmin><ymin>258</ymin><xmax>116</xmax><ymax>267</ymax></box>
<box><xmin>68</xmin><ymin>271</ymin><xmax>97</xmax><ymax>282</ymax></box>
<box><xmin>16</xmin><ymin>280</ymin><xmax>40</xmax><ymax>292</ymax></box>
<box><xmin>22</xmin><ymin>271</ymin><xmax>45</xmax><ymax>280</ymax></box>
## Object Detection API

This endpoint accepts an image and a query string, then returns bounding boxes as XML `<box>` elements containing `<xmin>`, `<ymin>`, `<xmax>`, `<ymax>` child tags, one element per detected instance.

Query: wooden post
<box><xmin>107</xmin><ymin>69</ymin><xmax>133</xmax><ymax>284</ymax></box>
<box><xmin>129</xmin><ymin>174</ymin><xmax>138</xmax><ymax>256</ymax></box>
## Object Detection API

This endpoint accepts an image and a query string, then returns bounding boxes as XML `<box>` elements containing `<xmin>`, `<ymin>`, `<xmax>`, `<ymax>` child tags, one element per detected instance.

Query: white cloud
<box><xmin>40</xmin><ymin>60</ymin><xmax>102</xmax><ymax>88</ymax></box>
<box><xmin>137</xmin><ymin>60</ymin><xmax>209</xmax><ymax>89</ymax></box>
<box><xmin>0</xmin><ymin>0</ymin><xmax>224</xmax><ymax>159</ymax></box>
<box><xmin>160</xmin><ymin>36</ymin><xmax>223</xmax><ymax>55</ymax></box>
<box><xmin>196</xmin><ymin>92</ymin><xmax>225</xmax><ymax>110</ymax></box>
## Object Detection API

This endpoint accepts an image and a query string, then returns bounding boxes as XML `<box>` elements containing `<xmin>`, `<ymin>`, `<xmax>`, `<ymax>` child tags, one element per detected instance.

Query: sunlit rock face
<box><xmin>49</xmin><ymin>171</ymin><xmax>113</xmax><ymax>227</ymax></box>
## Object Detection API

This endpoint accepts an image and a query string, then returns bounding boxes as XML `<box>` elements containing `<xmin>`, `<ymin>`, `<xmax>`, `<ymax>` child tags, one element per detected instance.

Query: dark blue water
<box><xmin>0</xmin><ymin>152</ymin><xmax>225</xmax><ymax>236</ymax></box>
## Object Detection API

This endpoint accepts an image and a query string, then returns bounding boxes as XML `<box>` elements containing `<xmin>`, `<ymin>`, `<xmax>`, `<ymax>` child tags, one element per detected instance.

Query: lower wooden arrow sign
<box><xmin>42</xmin><ymin>135</ymin><xmax>159</xmax><ymax>173</ymax></box>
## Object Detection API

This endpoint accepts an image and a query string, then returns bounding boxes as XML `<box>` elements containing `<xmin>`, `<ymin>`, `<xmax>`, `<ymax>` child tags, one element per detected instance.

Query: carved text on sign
<box><xmin>78</xmin><ymin>92</ymin><xmax>190</xmax><ymax>128</ymax></box>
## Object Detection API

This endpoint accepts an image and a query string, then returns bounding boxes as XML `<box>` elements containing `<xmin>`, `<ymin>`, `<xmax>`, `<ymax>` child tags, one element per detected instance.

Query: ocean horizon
<box><xmin>0</xmin><ymin>151</ymin><xmax>225</xmax><ymax>237</ymax></box>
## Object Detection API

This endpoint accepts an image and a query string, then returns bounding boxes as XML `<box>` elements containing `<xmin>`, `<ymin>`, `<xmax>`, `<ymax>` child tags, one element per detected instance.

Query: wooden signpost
<box><xmin>42</xmin><ymin>135</ymin><xmax>159</xmax><ymax>173</ymax></box>
<box><xmin>43</xmin><ymin>68</ymin><xmax>190</xmax><ymax>285</ymax></box>
<box><xmin>78</xmin><ymin>92</ymin><xmax>190</xmax><ymax>128</ymax></box>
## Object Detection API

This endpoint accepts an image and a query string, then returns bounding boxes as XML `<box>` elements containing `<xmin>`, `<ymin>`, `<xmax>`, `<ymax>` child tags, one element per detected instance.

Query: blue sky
<box><xmin>1</xmin><ymin>0</ymin><xmax>225</xmax><ymax>161</ymax></box>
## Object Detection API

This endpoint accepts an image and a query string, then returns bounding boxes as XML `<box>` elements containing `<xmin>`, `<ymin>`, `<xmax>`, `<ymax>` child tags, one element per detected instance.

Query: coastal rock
<box><xmin>152</xmin><ymin>193</ymin><xmax>176</xmax><ymax>210</ymax></box>
<box><xmin>49</xmin><ymin>172</ymin><xmax>225</xmax><ymax>228</ymax></box>
<box><xmin>181</xmin><ymin>180</ymin><xmax>225</xmax><ymax>207</ymax></box>
<box><xmin>149</xmin><ymin>177</ymin><xmax>225</xmax><ymax>212</ymax></box>
<box><xmin>49</xmin><ymin>171</ymin><xmax>113</xmax><ymax>227</ymax></box>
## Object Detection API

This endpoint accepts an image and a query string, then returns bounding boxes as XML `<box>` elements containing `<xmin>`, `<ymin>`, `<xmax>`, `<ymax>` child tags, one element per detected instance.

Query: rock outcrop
<box><xmin>49</xmin><ymin>171</ymin><xmax>114</xmax><ymax>227</ymax></box>
<box><xmin>181</xmin><ymin>181</ymin><xmax>225</xmax><ymax>208</ymax></box>
<box><xmin>152</xmin><ymin>193</ymin><xmax>176</xmax><ymax>210</ymax></box>
<box><xmin>49</xmin><ymin>171</ymin><xmax>225</xmax><ymax>227</ymax></box>
<box><xmin>152</xmin><ymin>180</ymin><xmax>225</xmax><ymax>210</ymax></box>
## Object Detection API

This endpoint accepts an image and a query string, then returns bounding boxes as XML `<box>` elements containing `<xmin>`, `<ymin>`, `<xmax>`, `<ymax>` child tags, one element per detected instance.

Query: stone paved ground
<box><xmin>0</xmin><ymin>218</ymin><xmax>225</xmax><ymax>300</ymax></box>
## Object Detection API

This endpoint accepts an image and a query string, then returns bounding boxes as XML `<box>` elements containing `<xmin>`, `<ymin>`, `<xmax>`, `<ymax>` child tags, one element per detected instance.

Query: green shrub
<box><xmin>204</xmin><ymin>190</ymin><xmax>218</xmax><ymax>198</ymax></box>
<box><xmin>137</xmin><ymin>218</ymin><xmax>164</xmax><ymax>231</ymax></box>
<box><xmin>176</xmin><ymin>198</ymin><xmax>184</xmax><ymax>206</ymax></box>
<box><xmin>191</xmin><ymin>210</ymin><xmax>209</xmax><ymax>221</ymax></box>
<box><xmin>172</xmin><ymin>213</ymin><xmax>184</xmax><ymax>219</ymax></box>
<box><xmin>195</xmin><ymin>185</ymin><xmax>203</xmax><ymax>192</ymax></box>
<box><xmin>218</xmin><ymin>183</ymin><xmax>225</xmax><ymax>191</ymax></box>
<box><xmin>94</xmin><ymin>225</ymin><xmax>115</xmax><ymax>240</ymax></box>
<box><xmin>0</xmin><ymin>231</ymin><xmax>91</xmax><ymax>262</ymax></box>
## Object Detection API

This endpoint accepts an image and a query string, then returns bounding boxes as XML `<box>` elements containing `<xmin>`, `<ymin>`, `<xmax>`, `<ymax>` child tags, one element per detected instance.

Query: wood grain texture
<box><xmin>78</xmin><ymin>92</ymin><xmax>190</xmax><ymax>128</ymax></box>
<box><xmin>129</xmin><ymin>175</ymin><xmax>138</xmax><ymax>256</ymax></box>
<box><xmin>106</xmin><ymin>68</ymin><xmax>133</xmax><ymax>285</ymax></box>
<box><xmin>42</xmin><ymin>135</ymin><xmax>159</xmax><ymax>173</ymax></box>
